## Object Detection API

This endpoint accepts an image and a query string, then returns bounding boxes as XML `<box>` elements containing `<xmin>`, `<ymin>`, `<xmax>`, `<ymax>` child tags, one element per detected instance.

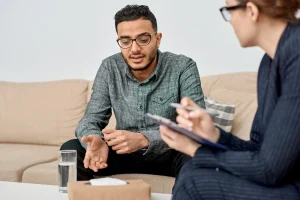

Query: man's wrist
<box><xmin>139</xmin><ymin>133</ymin><xmax>149</xmax><ymax>148</ymax></box>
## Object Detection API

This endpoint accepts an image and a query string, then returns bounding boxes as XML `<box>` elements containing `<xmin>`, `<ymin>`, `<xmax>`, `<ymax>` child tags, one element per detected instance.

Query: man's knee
<box><xmin>60</xmin><ymin>139</ymin><xmax>83</xmax><ymax>151</ymax></box>
<box><xmin>173</xmin><ymin>152</ymin><xmax>191</xmax><ymax>176</ymax></box>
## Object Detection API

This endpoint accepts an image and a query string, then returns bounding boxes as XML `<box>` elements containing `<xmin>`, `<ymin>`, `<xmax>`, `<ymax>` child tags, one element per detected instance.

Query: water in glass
<box><xmin>58</xmin><ymin>150</ymin><xmax>77</xmax><ymax>193</ymax></box>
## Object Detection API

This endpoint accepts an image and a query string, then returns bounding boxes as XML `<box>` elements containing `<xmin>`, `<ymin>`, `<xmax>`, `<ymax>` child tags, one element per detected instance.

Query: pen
<box><xmin>170</xmin><ymin>103</ymin><xmax>219</xmax><ymax>117</ymax></box>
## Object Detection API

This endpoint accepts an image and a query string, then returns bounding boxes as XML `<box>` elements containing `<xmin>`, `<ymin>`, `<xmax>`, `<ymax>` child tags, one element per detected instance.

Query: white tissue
<box><xmin>90</xmin><ymin>177</ymin><xmax>127</xmax><ymax>186</ymax></box>
<box><xmin>296</xmin><ymin>9</ymin><xmax>300</xmax><ymax>19</ymax></box>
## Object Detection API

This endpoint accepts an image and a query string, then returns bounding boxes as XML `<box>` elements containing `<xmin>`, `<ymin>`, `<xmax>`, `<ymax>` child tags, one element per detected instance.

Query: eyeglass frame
<box><xmin>219</xmin><ymin>3</ymin><xmax>248</xmax><ymax>22</ymax></box>
<box><xmin>116</xmin><ymin>32</ymin><xmax>157</xmax><ymax>49</ymax></box>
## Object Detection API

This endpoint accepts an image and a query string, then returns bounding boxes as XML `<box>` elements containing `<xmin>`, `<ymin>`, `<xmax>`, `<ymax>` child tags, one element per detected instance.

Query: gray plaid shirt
<box><xmin>75</xmin><ymin>50</ymin><xmax>205</xmax><ymax>156</ymax></box>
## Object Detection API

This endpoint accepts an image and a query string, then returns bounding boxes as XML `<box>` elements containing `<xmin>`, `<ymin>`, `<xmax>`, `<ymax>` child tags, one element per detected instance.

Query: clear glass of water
<box><xmin>58</xmin><ymin>150</ymin><xmax>77</xmax><ymax>193</ymax></box>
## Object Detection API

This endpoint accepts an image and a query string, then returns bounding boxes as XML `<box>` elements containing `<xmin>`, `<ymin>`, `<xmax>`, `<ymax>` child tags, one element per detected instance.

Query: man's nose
<box><xmin>131</xmin><ymin>40</ymin><xmax>141</xmax><ymax>53</ymax></box>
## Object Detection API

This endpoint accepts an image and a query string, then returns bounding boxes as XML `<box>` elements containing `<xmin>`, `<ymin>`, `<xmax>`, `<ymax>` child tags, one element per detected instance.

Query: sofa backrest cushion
<box><xmin>0</xmin><ymin>80</ymin><xmax>88</xmax><ymax>146</ymax></box>
<box><xmin>201</xmin><ymin>72</ymin><xmax>257</xmax><ymax>140</ymax></box>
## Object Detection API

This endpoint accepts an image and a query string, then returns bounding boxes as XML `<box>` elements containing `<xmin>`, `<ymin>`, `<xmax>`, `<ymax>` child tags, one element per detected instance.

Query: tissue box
<box><xmin>67</xmin><ymin>179</ymin><xmax>151</xmax><ymax>200</ymax></box>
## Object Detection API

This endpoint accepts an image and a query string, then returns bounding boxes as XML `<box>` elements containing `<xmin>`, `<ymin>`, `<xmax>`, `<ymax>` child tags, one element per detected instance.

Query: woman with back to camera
<box><xmin>160</xmin><ymin>0</ymin><xmax>300</xmax><ymax>199</ymax></box>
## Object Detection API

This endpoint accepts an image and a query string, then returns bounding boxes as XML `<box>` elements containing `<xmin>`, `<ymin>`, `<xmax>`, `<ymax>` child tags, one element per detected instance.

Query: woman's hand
<box><xmin>176</xmin><ymin>97</ymin><xmax>220</xmax><ymax>143</ymax></box>
<box><xmin>160</xmin><ymin>125</ymin><xmax>201</xmax><ymax>157</ymax></box>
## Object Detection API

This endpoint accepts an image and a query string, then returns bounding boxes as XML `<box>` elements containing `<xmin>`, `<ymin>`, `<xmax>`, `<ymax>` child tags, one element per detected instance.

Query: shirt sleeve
<box><xmin>75</xmin><ymin>61</ymin><xmax>112</xmax><ymax>149</ymax></box>
<box><xmin>141</xmin><ymin>129</ymin><xmax>170</xmax><ymax>155</ymax></box>
<box><xmin>179</xmin><ymin>59</ymin><xmax>205</xmax><ymax>108</ymax></box>
<box><xmin>217</xmin><ymin>121</ymin><xmax>261</xmax><ymax>151</ymax></box>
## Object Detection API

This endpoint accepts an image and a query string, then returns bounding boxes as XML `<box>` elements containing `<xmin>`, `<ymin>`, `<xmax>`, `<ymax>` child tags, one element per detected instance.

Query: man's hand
<box><xmin>81</xmin><ymin>135</ymin><xmax>109</xmax><ymax>172</ymax></box>
<box><xmin>103</xmin><ymin>130</ymin><xmax>149</xmax><ymax>154</ymax></box>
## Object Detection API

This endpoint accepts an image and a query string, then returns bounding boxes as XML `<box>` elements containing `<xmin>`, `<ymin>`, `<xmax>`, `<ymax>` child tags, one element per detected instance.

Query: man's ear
<box><xmin>156</xmin><ymin>33</ymin><xmax>162</xmax><ymax>48</ymax></box>
<box><xmin>246</xmin><ymin>2</ymin><xmax>260</xmax><ymax>22</ymax></box>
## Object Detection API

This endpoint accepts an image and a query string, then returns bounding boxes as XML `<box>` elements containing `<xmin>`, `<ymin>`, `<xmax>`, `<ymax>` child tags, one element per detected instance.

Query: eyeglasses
<box><xmin>219</xmin><ymin>4</ymin><xmax>247</xmax><ymax>22</ymax></box>
<box><xmin>116</xmin><ymin>32</ymin><xmax>157</xmax><ymax>49</ymax></box>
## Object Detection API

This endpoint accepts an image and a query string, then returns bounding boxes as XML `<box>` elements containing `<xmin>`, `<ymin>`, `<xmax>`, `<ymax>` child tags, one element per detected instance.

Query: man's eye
<box><xmin>120</xmin><ymin>40</ymin><xmax>130</xmax><ymax>45</ymax></box>
<box><xmin>139</xmin><ymin>39</ymin><xmax>148</xmax><ymax>43</ymax></box>
<box><xmin>137</xmin><ymin>36</ymin><xmax>150</xmax><ymax>44</ymax></box>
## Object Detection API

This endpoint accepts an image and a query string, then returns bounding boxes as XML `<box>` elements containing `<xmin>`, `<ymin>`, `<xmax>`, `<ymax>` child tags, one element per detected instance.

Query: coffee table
<box><xmin>0</xmin><ymin>181</ymin><xmax>172</xmax><ymax>200</ymax></box>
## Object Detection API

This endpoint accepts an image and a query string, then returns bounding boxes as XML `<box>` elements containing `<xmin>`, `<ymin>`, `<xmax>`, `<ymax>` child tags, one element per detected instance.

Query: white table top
<box><xmin>0</xmin><ymin>181</ymin><xmax>172</xmax><ymax>200</ymax></box>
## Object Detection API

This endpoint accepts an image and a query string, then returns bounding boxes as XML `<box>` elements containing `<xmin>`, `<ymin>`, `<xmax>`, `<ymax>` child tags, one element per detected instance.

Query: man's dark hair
<box><xmin>114</xmin><ymin>5</ymin><xmax>157</xmax><ymax>32</ymax></box>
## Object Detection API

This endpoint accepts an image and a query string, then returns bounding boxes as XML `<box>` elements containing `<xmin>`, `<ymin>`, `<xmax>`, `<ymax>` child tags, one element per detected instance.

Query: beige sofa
<box><xmin>0</xmin><ymin>72</ymin><xmax>257</xmax><ymax>194</ymax></box>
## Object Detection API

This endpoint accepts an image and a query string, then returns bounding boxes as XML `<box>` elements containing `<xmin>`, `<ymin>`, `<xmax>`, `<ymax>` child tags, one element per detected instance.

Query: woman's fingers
<box><xmin>181</xmin><ymin>97</ymin><xmax>199</xmax><ymax>107</ymax></box>
<box><xmin>160</xmin><ymin>126</ymin><xmax>177</xmax><ymax>147</ymax></box>
<box><xmin>160</xmin><ymin>125</ymin><xmax>202</xmax><ymax>156</ymax></box>
<box><xmin>176</xmin><ymin>107</ymin><xmax>189</xmax><ymax>118</ymax></box>
<box><xmin>160</xmin><ymin>125</ymin><xmax>178</xmax><ymax>140</ymax></box>
<box><xmin>176</xmin><ymin>115</ymin><xmax>193</xmax><ymax>130</ymax></box>
<box><xmin>177</xmin><ymin>109</ymin><xmax>208</xmax><ymax>131</ymax></box>
<box><xmin>188</xmin><ymin>109</ymin><xmax>209</xmax><ymax>120</ymax></box>
<box><xmin>160</xmin><ymin>131</ymin><xmax>173</xmax><ymax>145</ymax></box>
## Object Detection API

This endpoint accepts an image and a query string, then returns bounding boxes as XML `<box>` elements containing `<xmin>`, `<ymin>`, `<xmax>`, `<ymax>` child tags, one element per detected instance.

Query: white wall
<box><xmin>0</xmin><ymin>0</ymin><xmax>264</xmax><ymax>82</ymax></box>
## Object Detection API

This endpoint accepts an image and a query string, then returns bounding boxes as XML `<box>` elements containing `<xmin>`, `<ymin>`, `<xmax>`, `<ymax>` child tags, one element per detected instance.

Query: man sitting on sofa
<box><xmin>60</xmin><ymin>4</ymin><xmax>205</xmax><ymax>180</ymax></box>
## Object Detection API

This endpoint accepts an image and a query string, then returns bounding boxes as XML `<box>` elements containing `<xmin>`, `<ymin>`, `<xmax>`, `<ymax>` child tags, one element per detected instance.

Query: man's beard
<box><xmin>125</xmin><ymin>49</ymin><xmax>157</xmax><ymax>72</ymax></box>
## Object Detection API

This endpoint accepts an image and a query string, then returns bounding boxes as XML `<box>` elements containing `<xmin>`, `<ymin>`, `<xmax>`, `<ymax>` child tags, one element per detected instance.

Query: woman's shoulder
<box><xmin>276</xmin><ymin>23</ymin><xmax>300</xmax><ymax>78</ymax></box>
<box><xmin>280</xmin><ymin>23</ymin><xmax>300</xmax><ymax>55</ymax></box>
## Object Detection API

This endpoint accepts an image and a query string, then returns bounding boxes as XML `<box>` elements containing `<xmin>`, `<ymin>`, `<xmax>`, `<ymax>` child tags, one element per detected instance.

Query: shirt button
<box><xmin>160</xmin><ymin>97</ymin><xmax>163</xmax><ymax>102</ymax></box>
<box><xmin>216</xmin><ymin>168</ymin><xmax>219</xmax><ymax>172</ymax></box>
<box><xmin>140</xmin><ymin>105</ymin><xmax>143</xmax><ymax>109</ymax></box>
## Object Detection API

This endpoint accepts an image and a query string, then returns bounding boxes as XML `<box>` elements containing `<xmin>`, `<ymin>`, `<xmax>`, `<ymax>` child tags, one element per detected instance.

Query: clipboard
<box><xmin>146</xmin><ymin>113</ymin><xmax>229</xmax><ymax>151</ymax></box>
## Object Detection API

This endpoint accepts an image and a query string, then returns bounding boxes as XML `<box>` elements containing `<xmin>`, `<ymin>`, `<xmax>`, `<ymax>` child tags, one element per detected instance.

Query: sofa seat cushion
<box><xmin>23</xmin><ymin>160</ymin><xmax>175</xmax><ymax>194</ymax></box>
<box><xmin>22</xmin><ymin>160</ymin><xmax>58</xmax><ymax>185</ymax></box>
<box><xmin>0</xmin><ymin>144</ymin><xmax>59</xmax><ymax>182</ymax></box>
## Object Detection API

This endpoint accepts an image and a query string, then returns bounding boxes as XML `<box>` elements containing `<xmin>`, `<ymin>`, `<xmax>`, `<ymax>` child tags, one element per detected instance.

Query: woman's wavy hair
<box><xmin>238</xmin><ymin>0</ymin><xmax>300</xmax><ymax>22</ymax></box>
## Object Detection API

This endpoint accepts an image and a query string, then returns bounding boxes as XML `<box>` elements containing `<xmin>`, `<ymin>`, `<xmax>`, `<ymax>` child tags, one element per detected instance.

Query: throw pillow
<box><xmin>204</xmin><ymin>96</ymin><xmax>235</xmax><ymax>132</ymax></box>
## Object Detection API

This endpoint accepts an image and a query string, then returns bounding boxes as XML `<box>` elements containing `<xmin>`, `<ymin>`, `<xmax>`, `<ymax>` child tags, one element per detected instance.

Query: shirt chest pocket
<box><xmin>148</xmin><ymin>92</ymin><xmax>177</xmax><ymax>117</ymax></box>
<box><xmin>152</xmin><ymin>93</ymin><xmax>176</xmax><ymax>104</ymax></box>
